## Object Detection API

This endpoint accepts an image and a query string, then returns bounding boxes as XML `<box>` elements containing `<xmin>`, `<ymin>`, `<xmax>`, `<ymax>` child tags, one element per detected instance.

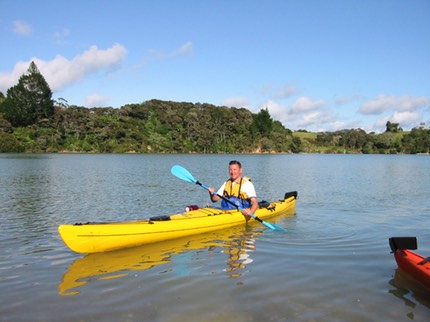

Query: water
<box><xmin>1</xmin><ymin>153</ymin><xmax>430</xmax><ymax>321</ymax></box>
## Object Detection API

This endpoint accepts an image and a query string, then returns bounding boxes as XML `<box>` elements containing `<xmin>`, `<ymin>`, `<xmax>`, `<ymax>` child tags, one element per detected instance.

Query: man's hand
<box><xmin>208</xmin><ymin>187</ymin><xmax>219</xmax><ymax>202</ymax></box>
<box><xmin>242</xmin><ymin>208</ymin><xmax>252</xmax><ymax>217</ymax></box>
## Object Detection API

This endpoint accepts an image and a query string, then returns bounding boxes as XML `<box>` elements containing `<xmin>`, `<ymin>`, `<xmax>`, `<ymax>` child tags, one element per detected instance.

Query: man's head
<box><xmin>228</xmin><ymin>160</ymin><xmax>243</xmax><ymax>181</ymax></box>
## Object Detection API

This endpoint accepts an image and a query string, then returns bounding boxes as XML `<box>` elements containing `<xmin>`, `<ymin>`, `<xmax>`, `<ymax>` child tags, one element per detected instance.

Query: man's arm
<box><xmin>249</xmin><ymin>197</ymin><xmax>259</xmax><ymax>214</ymax></box>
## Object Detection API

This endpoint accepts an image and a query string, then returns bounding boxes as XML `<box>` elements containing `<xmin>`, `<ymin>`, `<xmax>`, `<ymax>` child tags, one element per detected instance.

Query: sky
<box><xmin>1</xmin><ymin>0</ymin><xmax>429</xmax><ymax>133</ymax></box>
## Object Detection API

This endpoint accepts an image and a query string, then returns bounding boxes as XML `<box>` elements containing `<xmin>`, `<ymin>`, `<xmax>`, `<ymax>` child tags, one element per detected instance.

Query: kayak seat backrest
<box><xmin>284</xmin><ymin>191</ymin><xmax>298</xmax><ymax>200</ymax></box>
<box><xmin>149</xmin><ymin>215</ymin><xmax>171</xmax><ymax>221</ymax></box>
<box><xmin>258</xmin><ymin>200</ymin><xmax>270</xmax><ymax>208</ymax></box>
<box><xmin>389</xmin><ymin>237</ymin><xmax>417</xmax><ymax>253</ymax></box>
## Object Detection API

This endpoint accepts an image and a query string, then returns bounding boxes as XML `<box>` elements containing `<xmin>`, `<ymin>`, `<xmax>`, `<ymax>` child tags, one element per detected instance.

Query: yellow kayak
<box><xmin>58</xmin><ymin>191</ymin><xmax>297</xmax><ymax>254</ymax></box>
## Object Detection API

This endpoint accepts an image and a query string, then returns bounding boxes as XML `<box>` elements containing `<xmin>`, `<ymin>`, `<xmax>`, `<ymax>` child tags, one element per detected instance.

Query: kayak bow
<box><xmin>389</xmin><ymin>237</ymin><xmax>430</xmax><ymax>289</ymax></box>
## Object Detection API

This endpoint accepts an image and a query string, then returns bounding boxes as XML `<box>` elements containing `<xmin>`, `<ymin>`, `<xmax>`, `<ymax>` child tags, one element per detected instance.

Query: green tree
<box><xmin>0</xmin><ymin>91</ymin><xmax>6</xmax><ymax>119</ymax></box>
<box><xmin>290</xmin><ymin>136</ymin><xmax>302</xmax><ymax>153</ymax></box>
<box><xmin>0</xmin><ymin>132</ymin><xmax>22</xmax><ymax>152</ymax></box>
<box><xmin>385</xmin><ymin>121</ymin><xmax>402</xmax><ymax>133</ymax></box>
<box><xmin>0</xmin><ymin>115</ymin><xmax>13</xmax><ymax>133</ymax></box>
<box><xmin>338</xmin><ymin>129</ymin><xmax>368</xmax><ymax>150</ymax></box>
<box><xmin>251</xmin><ymin>108</ymin><xmax>273</xmax><ymax>137</ymax></box>
<box><xmin>402</xmin><ymin>127</ymin><xmax>430</xmax><ymax>154</ymax></box>
<box><xmin>316</xmin><ymin>132</ymin><xmax>335</xmax><ymax>146</ymax></box>
<box><xmin>373</xmin><ymin>132</ymin><xmax>400</xmax><ymax>153</ymax></box>
<box><xmin>1</xmin><ymin>61</ymin><xmax>54</xmax><ymax>126</ymax></box>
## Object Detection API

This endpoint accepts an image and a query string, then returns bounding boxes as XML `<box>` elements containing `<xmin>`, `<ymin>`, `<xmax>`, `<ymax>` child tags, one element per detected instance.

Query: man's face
<box><xmin>229</xmin><ymin>164</ymin><xmax>242</xmax><ymax>181</ymax></box>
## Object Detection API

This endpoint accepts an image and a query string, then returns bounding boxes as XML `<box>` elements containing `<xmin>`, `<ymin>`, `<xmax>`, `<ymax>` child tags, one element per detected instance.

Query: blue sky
<box><xmin>1</xmin><ymin>0</ymin><xmax>429</xmax><ymax>133</ymax></box>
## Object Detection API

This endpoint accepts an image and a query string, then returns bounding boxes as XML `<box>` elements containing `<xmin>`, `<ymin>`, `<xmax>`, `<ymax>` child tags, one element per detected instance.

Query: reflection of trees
<box><xmin>3</xmin><ymin>156</ymin><xmax>54</xmax><ymax>234</ymax></box>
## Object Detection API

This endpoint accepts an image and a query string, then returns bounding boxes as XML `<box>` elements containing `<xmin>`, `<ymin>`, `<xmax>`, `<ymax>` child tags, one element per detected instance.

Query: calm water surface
<box><xmin>1</xmin><ymin>154</ymin><xmax>430</xmax><ymax>321</ymax></box>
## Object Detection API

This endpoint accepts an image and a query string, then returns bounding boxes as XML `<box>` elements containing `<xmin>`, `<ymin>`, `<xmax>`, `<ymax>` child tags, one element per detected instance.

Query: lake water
<box><xmin>1</xmin><ymin>153</ymin><xmax>430</xmax><ymax>321</ymax></box>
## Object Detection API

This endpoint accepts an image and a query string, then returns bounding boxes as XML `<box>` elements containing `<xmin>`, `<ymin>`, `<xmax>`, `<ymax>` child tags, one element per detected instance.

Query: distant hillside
<box><xmin>1</xmin><ymin>99</ymin><xmax>428</xmax><ymax>154</ymax></box>
<box><xmin>0</xmin><ymin>99</ymin><xmax>298</xmax><ymax>153</ymax></box>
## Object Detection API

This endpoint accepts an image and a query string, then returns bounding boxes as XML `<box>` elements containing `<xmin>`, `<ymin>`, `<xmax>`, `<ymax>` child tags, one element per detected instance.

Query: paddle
<box><xmin>171</xmin><ymin>165</ymin><xmax>287</xmax><ymax>232</ymax></box>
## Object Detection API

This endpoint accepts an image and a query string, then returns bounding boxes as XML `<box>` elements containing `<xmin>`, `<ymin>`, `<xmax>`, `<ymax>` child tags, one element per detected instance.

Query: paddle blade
<box><xmin>262</xmin><ymin>221</ymin><xmax>288</xmax><ymax>232</ymax></box>
<box><xmin>270</xmin><ymin>223</ymin><xmax>288</xmax><ymax>232</ymax></box>
<box><xmin>171</xmin><ymin>165</ymin><xmax>197</xmax><ymax>184</ymax></box>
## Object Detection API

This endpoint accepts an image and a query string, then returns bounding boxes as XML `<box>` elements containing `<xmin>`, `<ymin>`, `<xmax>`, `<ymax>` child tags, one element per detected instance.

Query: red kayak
<box><xmin>389</xmin><ymin>237</ymin><xmax>430</xmax><ymax>289</ymax></box>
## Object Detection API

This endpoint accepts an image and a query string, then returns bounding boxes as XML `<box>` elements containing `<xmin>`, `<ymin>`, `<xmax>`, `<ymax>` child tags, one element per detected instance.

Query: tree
<box><xmin>0</xmin><ymin>115</ymin><xmax>13</xmax><ymax>133</ymax></box>
<box><xmin>0</xmin><ymin>91</ymin><xmax>5</xmax><ymax>118</ymax></box>
<box><xmin>338</xmin><ymin>129</ymin><xmax>368</xmax><ymax>149</ymax></box>
<box><xmin>1</xmin><ymin>61</ymin><xmax>54</xmax><ymax>126</ymax></box>
<box><xmin>251</xmin><ymin>108</ymin><xmax>273</xmax><ymax>137</ymax></box>
<box><xmin>0</xmin><ymin>132</ymin><xmax>22</xmax><ymax>152</ymax></box>
<box><xmin>402</xmin><ymin>127</ymin><xmax>430</xmax><ymax>154</ymax></box>
<box><xmin>385</xmin><ymin>121</ymin><xmax>402</xmax><ymax>133</ymax></box>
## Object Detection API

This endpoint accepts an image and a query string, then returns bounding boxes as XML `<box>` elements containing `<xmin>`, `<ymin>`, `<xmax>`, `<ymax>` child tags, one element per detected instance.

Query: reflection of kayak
<box><xmin>58</xmin><ymin>191</ymin><xmax>297</xmax><ymax>254</ymax></box>
<box><xmin>389</xmin><ymin>237</ymin><xmax>430</xmax><ymax>289</ymax></box>
<box><xmin>59</xmin><ymin>226</ymin><xmax>261</xmax><ymax>296</ymax></box>
<box><xmin>388</xmin><ymin>269</ymin><xmax>417</xmax><ymax>309</ymax></box>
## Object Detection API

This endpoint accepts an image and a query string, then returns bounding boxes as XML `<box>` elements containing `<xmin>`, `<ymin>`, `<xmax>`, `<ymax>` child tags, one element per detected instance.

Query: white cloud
<box><xmin>85</xmin><ymin>94</ymin><xmax>108</xmax><ymax>107</ymax></box>
<box><xmin>331</xmin><ymin>120</ymin><xmax>352</xmax><ymax>131</ymax></box>
<box><xmin>136</xmin><ymin>41</ymin><xmax>193</xmax><ymax>69</ymax></box>
<box><xmin>179</xmin><ymin>41</ymin><xmax>193</xmax><ymax>56</ymax></box>
<box><xmin>359</xmin><ymin>94</ymin><xmax>430</xmax><ymax>115</ymax></box>
<box><xmin>374</xmin><ymin>111</ymin><xmax>421</xmax><ymax>131</ymax></box>
<box><xmin>274</xmin><ymin>85</ymin><xmax>297</xmax><ymax>99</ymax></box>
<box><xmin>256</xmin><ymin>83</ymin><xmax>298</xmax><ymax>100</ymax></box>
<box><xmin>297</xmin><ymin>111</ymin><xmax>332</xmax><ymax>128</ymax></box>
<box><xmin>220</xmin><ymin>97</ymin><xmax>250</xmax><ymax>108</ymax></box>
<box><xmin>53</xmin><ymin>28</ymin><xmax>71</xmax><ymax>44</ymax></box>
<box><xmin>391</xmin><ymin>111</ymin><xmax>421</xmax><ymax>125</ymax></box>
<box><xmin>266</xmin><ymin>100</ymin><xmax>285</xmax><ymax>117</ymax></box>
<box><xmin>0</xmin><ymin>61</ymin><xmax>27</xmax><ymax>93</ymax></box>
<box><xmin>263</xmin><ymin>99</ymin><xmax>336</xmax><ymax>132</ymax></box>
<box><xmin>13</xmin><ymin>20</ymin><xmax>32</xmax><ymax>36</ymax></box>
<box><xmin>54</xmin><ymin>28</ymin><xmax>71</xmax><ymax>38</ymax></box>
<box><xmin>0</xmin><ymin>43</ymin><xmax>127</xmax><ymax>93</ymax></box>
<box><xmin>252</xmin><ymin>93</ymin><xmax>429</xmax><ymax>133</ymax></box>
<box><xmin>290</xmin><ymin>96</ymin><xmax>326</xmax><ymax>114</ymax></box>
<box><xmin>335</xmin><ymin>95</ymin><xmax>362</xmax><ymax>105</ymax></box>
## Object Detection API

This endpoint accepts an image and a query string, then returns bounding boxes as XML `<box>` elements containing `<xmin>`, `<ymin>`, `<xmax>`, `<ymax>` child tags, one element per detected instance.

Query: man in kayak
<box><xmin>208</xmin><ymin>160</ymin><xmax>259</xmax><ymax>218</ymax></box>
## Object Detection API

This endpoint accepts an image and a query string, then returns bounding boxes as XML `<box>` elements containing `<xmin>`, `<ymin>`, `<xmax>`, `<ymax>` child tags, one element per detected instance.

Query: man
<box><xmin>208</xmin><ymin>160</ymin><xmax>259</xmax><ymax>218</ymax></box>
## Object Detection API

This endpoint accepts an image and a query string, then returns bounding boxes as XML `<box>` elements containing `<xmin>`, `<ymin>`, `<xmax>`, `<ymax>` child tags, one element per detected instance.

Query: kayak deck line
<box><xmin>58</xmin><ymin>191</ymin><xmax>297</xmax><ymax>253</ymax></box>
<box><xmin>74</xmin><ymin>220</ymin><xmax>245</xmax><ymax>238</ymax></box>
<box><xmin>70</xmin><ymin>201</ymin><xmax>280</xmax><ymax>227</ymax></box>
<box><xmin>71</xmin><ymin>209</ymin><xmax>230</xmax><ymax>226</ymax></box>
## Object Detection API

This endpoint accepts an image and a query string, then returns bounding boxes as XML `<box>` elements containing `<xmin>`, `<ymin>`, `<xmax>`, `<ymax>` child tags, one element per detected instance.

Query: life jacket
<box><xmin>221</xmin><ymin>177</ymin><xmax>252</xmax><ymax>209</ymax></box>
